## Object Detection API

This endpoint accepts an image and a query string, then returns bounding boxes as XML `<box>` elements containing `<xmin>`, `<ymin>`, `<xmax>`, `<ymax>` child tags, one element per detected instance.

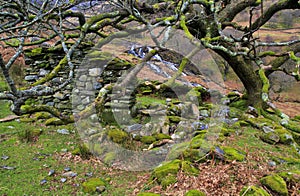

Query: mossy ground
<box><xmin>0</xmin><ymin>96</ymin><xmax>299</xmax><ymax>195</ymax></box>
<box><xmin>0</xmin><ymin>101</ymin><xmax>144</xmax><ymax>195</ymax></box>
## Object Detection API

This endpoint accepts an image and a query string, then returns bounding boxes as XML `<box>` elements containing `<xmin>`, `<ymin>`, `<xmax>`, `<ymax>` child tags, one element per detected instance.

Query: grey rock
<box><xmin>39</xmin><ymin>69</ymin><xmax>49</xmax><ymax>76</ymax></box>
<box><xmin>262</xmin><ymin>126</ymin><xmax>275</xmax><ymax>133</ymax></box>
<box><xmin>79</xmin><ymin>75</ymin><xmax>88</xmax><ymax>82</ymax></box>
<box><xmin>96</xmin><ymin>186</ymin><xmax>106</xmax><ymax>193</ymax></box>
<box><xmin>25</xmin><ymin>75</ymin><xmax>38</xmax><ymax>81</ymax></box>
<box><xmin>60</xmin><ymin>178</ymin><xmax>67</xmax><ymax>183</ymax></box>
<box><xmin>62</xmin><ymin>171</ymin><xmax>77</xmax><ymax>177</ymax></box>
<box><xmin>1</xmin><ymin>155</ymin><xmax>9</xmax><ymax>160</ymax></box>
<box><xmin>40</xmin><ymin>179</ymin><xmax>47</xmax><ymax>185</ymax></box>
<box><xmin>52</xmin><ymin>77</ymin><xmax>64</xmax><ymax>84</ymax></box>
<box><xmin>200</xmin><ymin>110</ymin><xmax>209</xmax><ymax>117</ymax></box>
<box><xmin>48</xmin><ymin>169</ymin><xmax>55</xmax><ymax>176</ymax></box>
<box><xmin>268</xmin><ymin>161</ymin><xmax>276</xmax><ymax>167</ymax></box>
<box><xmin>53</xmin><ymin>92</ymin><xmax>65</xmax><ymax>100</ymax></box>
<box><xmin>246</xmin><ymin>106</ymin><xmax>259</xmax><ymax>117</ymax></box>
<box><xmin>57</xmin><ymin>129</ymin><xmax>70</xmax><ymax>135</ymax></box>
<box><xmin>89</xmin><ymin>68</ymin><xmax>102</xmax><ymax>76</ymax></box>
<box><xmin>127</xmin><ymin>124</ymin><xmax>143</xmax><ymax>133</ymax></box>
<box><xmin>2</xmin><ymin>165</ymin><xmax>16</xmax><ymax>170</ymax></box>
<box><xmin>64</xmin><ymin>167</ymin><xmax>71</xmax><ymax>172</ymax></box>
<box><xmin>85</xmin><ymin>172</ymin><xmax>93</xmax><ymax>177</ymax></box>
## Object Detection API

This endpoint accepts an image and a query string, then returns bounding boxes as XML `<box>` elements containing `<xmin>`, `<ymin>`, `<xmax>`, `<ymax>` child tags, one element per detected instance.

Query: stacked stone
<box><xmin>24</xmin><ymin>44</ymin><xmax>92</xmax><ymax>115</ymax></box>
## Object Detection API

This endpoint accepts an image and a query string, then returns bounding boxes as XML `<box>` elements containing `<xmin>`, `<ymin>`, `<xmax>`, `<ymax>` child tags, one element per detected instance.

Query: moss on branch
<box><xmin>31</xmin><ymin>56</ymin><xmax>67</xmax><ymax>86</ymax></box>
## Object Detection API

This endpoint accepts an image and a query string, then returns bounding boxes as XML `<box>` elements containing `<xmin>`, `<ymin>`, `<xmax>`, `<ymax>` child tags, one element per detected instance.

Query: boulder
<box><xmin>260</xmin><ymin>174</ymin><xmax>288</xmax><ymax>196</ymax></box>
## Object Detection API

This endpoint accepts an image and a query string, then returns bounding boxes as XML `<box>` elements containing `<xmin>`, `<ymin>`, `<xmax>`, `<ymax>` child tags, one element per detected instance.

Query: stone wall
<box><xmin>24</xmin><ymin>43</ymin><xmax>93</xmax><ymax>115</ymax></box>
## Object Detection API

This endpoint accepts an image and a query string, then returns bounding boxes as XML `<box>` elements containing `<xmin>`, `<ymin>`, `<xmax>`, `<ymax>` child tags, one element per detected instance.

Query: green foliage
<box><xmin>82</xmin><ymin>178</ymin><xmax>107</xmax><ymax>193</ymax></box>
<box><xmin>72</xmin><ymin>143</ymin><xmax>92</xmax><ymax>159</ymax></box>
<box><xmin>17</xmin><ymin>129</ymin><xmax>42</xmax><ymax>143</ymax></box>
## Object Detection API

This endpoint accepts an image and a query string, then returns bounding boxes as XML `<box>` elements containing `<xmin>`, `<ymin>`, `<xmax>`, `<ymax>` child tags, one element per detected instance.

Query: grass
<box><xmin>0</xmin><ymin>101</ymin><xmax>144</xmax><ymax>195</ymax></box>
<box><xmin>136</xmin><ymin>95</ymin><xmax>166</xmax><ymax>107</ymax></box>
<box><xmin>0</xmin><ymin>99</ymin><xmax>299</xmax><ymax>195</ymax></box>
<box><xmin>222</xmin><ymin>127</ymin><xmax>300</xmax><ymax>171</ymax></box>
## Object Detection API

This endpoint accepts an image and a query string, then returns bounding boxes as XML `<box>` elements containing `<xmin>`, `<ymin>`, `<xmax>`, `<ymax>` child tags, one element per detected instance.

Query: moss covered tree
<box><xmin>0</xmin><ymin>0</ymin><xmax>299</xmax><ymax>122</ymax></box>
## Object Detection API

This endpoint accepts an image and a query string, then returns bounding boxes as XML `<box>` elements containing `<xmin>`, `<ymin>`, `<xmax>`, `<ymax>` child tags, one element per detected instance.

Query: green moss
<box><xmin>71</xmin><ymin>144</ymin><xmax>92</xmax><ymax>159</ymax></box>
<box><xmin>34</xmin><ymin>112</ymin><xmax>52</xmax><ymax>120</ymax></box>
<box><xmin>221</xmin><ymin>127</ymin><xmax>235</xmax><ymax>136</ymax></box>
<box><xmin>107</xmin><ymin>129</ymin><xmax>129</xmax><ymax>144</ymax></box>
<box><xmin>153</xmin><ymin>133</ymin><xmax>171</xmax><ymax>140</ymax></box>
<box><xmin>221</xmin><ymin>146</ymin><xmax>246</xmax><ymax>161</ymax></box>
<box><xmin>152</xmin><ymin>159</ymin><xmax>181</xmax><ymax>183</ymax></box>
<box><xmin>168</xmin><ymin>116</ymin><xmax>181</xmax><ymax>123</ymax></box>
<box><xmin>82</xmin><ymin>178</ymin><xmax>106</xmax><ymax>193</ymax></box>
<box><xmin>137</xmin><ymin>193</ymin><xmax>161</xmax><ymax>196</ymax></box>
<box><xmin>141</xmin><ymin>136</ymin><xmax>157</xmax><ymax>144</ymax></box>
<box><xmin>260</xmin><ymin>174</ymin><xmax>288</xmax><ymax>196</ymax></box>
<box><xmin>291</xmin><ymin>131</ymin><xmax>300</xmax><ymax>145</ymax></box>
<box><xmin>283</xmin><ymin>120</ymin><xmax>300</xmax><ymax>133</ymax></box>
<box><xmin>107</xmin><ymin>57</ymin><xmax>133</xmax><ymax>70</ymax></box>
<box><xmin>185</xmin><ymin>190</ymin><xmax>206</xmax><ymax>196</ymax></box>
<box><xmin>161</xmin><ymin>175</ymin><xmax>177</xmax><ymax>189</ymax></box>
<box><xmin>17</xmin><ymin>129</ymin><xmax>42</xmax><ymax>143</ymax></box>
<box><xmin>167</xmin><ymin>142</ymin><xmax>190</xmax><ymax>160</ymax></box>
<box><xmin>278</xmin><ymin>170</ymin><xmax>300</xmax><ymax>183</ymax></box>
<box><xmin>190</xmin><ymin>135</ymin><xmax>213</xmax><ymax>150</ymax></box>
<box><xmin>259</xmin><ymin>132</ymin><xmax>280</xmax><ymax>145</ymax></box>
<box><xmin>45</xmin><ymin>117</ymin><xmax>64</xmax><ymax>126</ymax></box>
<box><xmin>240</xmin><ymin>185</ymin><xmax>270</xmax><ymax>196</ymax></box>
<box><xmin>24</xmin><ymin>47</ymin><xmax>43</xmax><ymax>57</ymax></box>
<box><xmin>228</xmin><ymin>107</ymin><xmax>244</xmax><ymax>118</ymax></box>
<box><xmin>103</xmin><ymin>152</ymin><xmax>117</xmax><ymax>164</ymax></box>
<box><xmin>181</xmin><ymin>161</ymin><xmax>199</xmax><ymax>176</ymax></box>
<box><xmin>229</xmin><ymin>99</ymin><xmax>247</xmax><ymax>110</ymax></box>
<box><xmin>275</xmin><ymin>129</ymin><xmax>294</xmax><ymax>144</ymax></box>
<box><xmin>293</xmin><ymin>115</ymin><xmax>300</xmax><ymax>122</ymax></box>
<box><xmin>182</xmin><ymin>148</ymin><xmax>205</xmax><ymax>162</ymax></box>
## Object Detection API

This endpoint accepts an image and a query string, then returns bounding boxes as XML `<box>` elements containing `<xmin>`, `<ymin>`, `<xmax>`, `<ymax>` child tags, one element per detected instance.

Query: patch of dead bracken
<box><xmin>130</xmin><ymin>145</ymin><xmax>300</xmax><ymax>196</ymax></box>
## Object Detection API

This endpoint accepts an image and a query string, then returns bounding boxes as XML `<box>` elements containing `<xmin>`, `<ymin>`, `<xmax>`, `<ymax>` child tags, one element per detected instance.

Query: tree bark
<box><xmin>216</xmin><ymin>51</ymin><xmax>263</xmax><ymax>108</ymax></box>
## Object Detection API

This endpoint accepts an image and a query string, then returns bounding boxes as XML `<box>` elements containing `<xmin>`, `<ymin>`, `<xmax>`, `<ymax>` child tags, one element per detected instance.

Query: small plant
<box><xmin>72</xmin><ymin>143</ymin><xmax>92</xmax><ymax>159</ymax></box>
<box><xmin>17</xmin><ymin>129</ymin><xmax>42</xmax><ymax>143</ymax></box>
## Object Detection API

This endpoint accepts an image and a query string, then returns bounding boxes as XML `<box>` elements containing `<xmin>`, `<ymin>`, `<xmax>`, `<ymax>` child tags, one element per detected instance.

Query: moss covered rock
<box><xmin>278</xmin><ymin>170</ymin><xmax>300</xmax><ymax>183</ymax></box>
<box><xmin>259</xmin><ymin>132</ymin><xmax>280</xmax><ymax>144</ymax></box>
<box><xmin>153</xmin><ymin>133</ymin><xmax>171</xmax><ymax>140</ymax></box>
<box><xmin>141</xmin><ymin>136</ymin><xmax>157</xmax><ymax>144</ymax></box>
<box><xmin>107</xmin><ymin>129</ymin><xmax>129</xmax><ymax>144</ymax></box>
<box><xmin>275</xmin><ymin>129</ymin><xmax>294</xmax><ymax>145</ymax></box>
<box><xmin>103</xmin><ymin>152</ymin><xmax>117</xmax><ymax>164</ymax></box>
<box><xmin>185</xmin><ymin>189</ymin><xmax>206</xmax><ymax>196</ymax></box>
<box><xmin>190</xmin><ymin>135</ymin><xmax>213</xmax><ymax>150</ymax></box>
<box><xmin>45</xmin><ymin>117</ymin><xmax>64</xmax><ymax>126</ymax></box>
<box><xmin>239</xmin><ymin>185</ymin><xmax>270</xmax><ymax>196</ymax></box>
<box><xmin>166</xmin><ymin>142</ymin><xmax>190</xmax><ymax>160</ymax></box>
<box><xmin>34</xmin><ymin>112</ymin><xmax>52</xmax><ymax>120</ymax></box>
<box><xmin>82</xmin><ymin>178</ymin><xmax>107</xmax><ymax>194</ymax></box>
<box><xmin>168</xmin><ymin>115</ymin><xmax>181</xmax><ymax>123</ymax></box>
<box><xmin>221</xmin><ymin>146</ymin><xmax>245</xmax><ymax>161</ymax></box>
<box><xmin>151</xmin><ymin>159</ymin><xmax>199</xmax><ymax>189</ymax></box>
<box><xmin>260</xmin><ymin>174</ymin><xmax>288</xmax><ymax>196</ymax></box>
